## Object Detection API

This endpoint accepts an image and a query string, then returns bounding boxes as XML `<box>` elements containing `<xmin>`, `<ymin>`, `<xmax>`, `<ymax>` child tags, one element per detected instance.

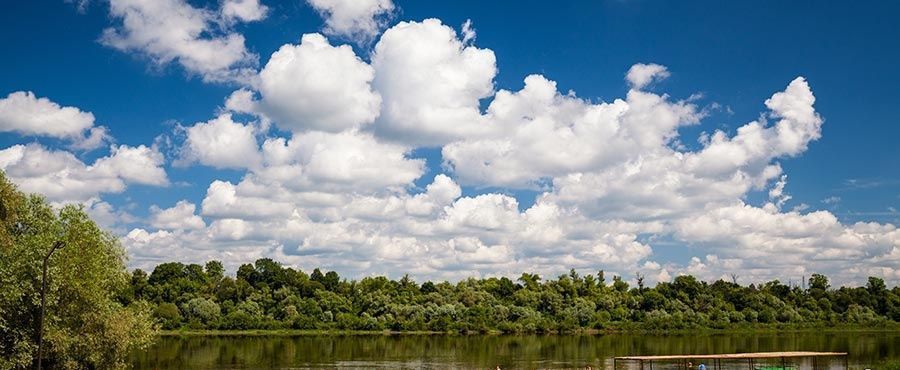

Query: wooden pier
<box><xmin>613</xmin><ymin>351</ymin><xmax>849</xmax><ymax>370</ymax></box>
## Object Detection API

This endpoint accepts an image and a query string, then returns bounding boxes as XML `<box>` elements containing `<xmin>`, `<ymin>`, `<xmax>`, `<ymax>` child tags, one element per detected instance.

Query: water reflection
<box><xmin>132</xmin><ymin>331</ymin><xmax>899</xmax><ymax>369</ymax></box>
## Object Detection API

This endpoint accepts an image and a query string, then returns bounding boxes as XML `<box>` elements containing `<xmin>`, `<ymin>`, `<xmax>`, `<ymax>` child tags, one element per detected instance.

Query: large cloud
<box><xmin>443</xmin><ymin>74</ymin><xmax>701</xmax><ymax>189</ymax></box>
<box><xmin>673</xmin><ymin>202</ymin><xmax>900</xmax><ymax>284</ymax></box>
<box><xmin>372</xmin><ymin>19</ymin><xmax>497</xmax><ymax>146</ymax></box>
<box><xmin>100</xmin><ymin>0</ymin><xmax>261</xmax><ymax>83</ymax></box>
<box><xmin>542</xmin><ymin>77</ymin><xmax>820</xmax><ymax>221</ymax></box>
<box><xmin>256</xmin><ymin>33</ymin><xmax>381</xmax><ymax>133</ymax></box>
<box><xmin>0</xmin><ymin>91</ymin><xmax>110</xmax><ymax>150</ymax></box>
<box><xmin>0</xmin><ymin>143</ymin><xmax>167</xmax><ymax>203</ymax></box>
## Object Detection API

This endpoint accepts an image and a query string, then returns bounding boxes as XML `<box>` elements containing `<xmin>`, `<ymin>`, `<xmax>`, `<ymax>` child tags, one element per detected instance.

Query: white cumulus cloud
<box><xmin>372</xmin><ymin>19</ymin><xmax>497</xmax><ymax>146</ymax></box>
<box><xmin>178</xmin><ymin>113</ymin><xmax>262</xmax><ymax>169</ymax></box>
<box><xmin>256</xmin><ymin>33</ymin><xmax>381</xmax><ymax>133</ymax></box>
<box><xmin>221</xmin><ymin>0</ymin><xmax>268</xmax><ymax>23</ymax></box>
<box><xmin>0</xmin><ymin>91</ymin><xmax>110</xmax><ymax>150</ymax></box>
<box><xmin>150</xmin><ymin>200</ymin><xmax>206</xmax><ymax>230</ymax></box>
<box><xmin>0</xmin><ymin>143</ymin><xmax>167</xmax><ymax>203</ymax></box>
<box><xmin>100</xmin><ymin>0</ymin><xmax>260</xmax><ymax>83</ymax></box>
<box><xmin>626</xmin><ymin>63</ymin><xmax>670</xmax><ymax>89</ymax></box>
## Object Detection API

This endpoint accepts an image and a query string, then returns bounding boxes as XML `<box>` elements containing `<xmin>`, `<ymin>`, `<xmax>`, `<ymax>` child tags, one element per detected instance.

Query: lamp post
<box><xmin>36</xmin><ymin>240</ymin><xmax>64</xmax><ymax>370</ymax></box>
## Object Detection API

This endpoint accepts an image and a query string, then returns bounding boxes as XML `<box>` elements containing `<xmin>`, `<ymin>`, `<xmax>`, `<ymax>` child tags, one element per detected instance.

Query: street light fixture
<box><xmin>35</xmin><ymin>240</ymin><xmax>64</xmax><ymax>370</ymax></box>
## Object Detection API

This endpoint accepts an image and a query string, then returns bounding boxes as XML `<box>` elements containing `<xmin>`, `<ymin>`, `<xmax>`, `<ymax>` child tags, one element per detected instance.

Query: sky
<box><xmin>1</xmin><ymin>0</ymin><xmax>899</xmax><ymax>285</ymax></box>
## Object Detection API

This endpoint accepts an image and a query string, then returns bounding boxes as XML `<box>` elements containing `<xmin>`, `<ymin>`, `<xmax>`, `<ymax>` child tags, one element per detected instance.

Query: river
<box><xmin>132</xmin><ymin>331</ymin><xmax>899</xmax><ymax>369</ymax></box>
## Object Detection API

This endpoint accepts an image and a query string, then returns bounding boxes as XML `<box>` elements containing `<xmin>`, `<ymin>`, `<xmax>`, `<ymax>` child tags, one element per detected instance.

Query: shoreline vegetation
<box><xmin>2</xmin><ymin>172</ymin><xmax>900</xmax><ymax>369</ymax></box>
<box><xmin>132</xmin><ymin>258</ymin><xmax>900</xmax><ymax>334</ymax></box>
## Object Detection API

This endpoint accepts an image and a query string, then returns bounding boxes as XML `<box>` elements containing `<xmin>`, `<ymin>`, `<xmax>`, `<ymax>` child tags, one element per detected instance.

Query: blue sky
<box><xmin>1</xmin><ymin>0</ymin><xmax>898</xmax><ymax>284</ymax></box>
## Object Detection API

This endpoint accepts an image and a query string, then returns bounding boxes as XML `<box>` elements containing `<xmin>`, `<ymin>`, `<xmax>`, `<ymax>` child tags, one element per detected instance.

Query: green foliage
<box><xmin>182</xmin><ymin>298</ymin><xmax>221</xmax><ymax>327</ymax></box>
<box><xmin>132</xmin><ymin>255</ymin><xmax>900</xmax><ymax>333</ymax></box>
<box><xmin>0</xmin><ymin>172</ymin><xmax>157</xmax><ymax>369</ymax></box>
<box><xmin>154</xmin><ymin>303</ymin><xmax>182</xmax><ymax>330</ymax></box>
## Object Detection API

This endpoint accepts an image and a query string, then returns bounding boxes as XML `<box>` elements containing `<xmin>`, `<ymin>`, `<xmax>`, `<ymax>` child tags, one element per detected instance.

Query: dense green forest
<box><xmin>129</xmin><ymin>259</ymin><xmax>900</xmax><ymax>333</ymax></box>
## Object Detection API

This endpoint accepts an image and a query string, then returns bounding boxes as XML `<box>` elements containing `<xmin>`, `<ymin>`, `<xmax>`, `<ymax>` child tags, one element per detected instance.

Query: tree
<box><xmin>612</xmin><ymin>275</ymin><xmax>629</xmax><ymax>293</ymax></box>
<box><xmin>129</xmin><ymin>269</ymin><xmax>149</xmax><ymax>301</ymax></box>
<box><xmin>310</xmin><ymin>268</ymin><xmax>326</xmax><ymax>286</ymax></box>
<box><xmin>205</xmin><ymin>260</ymin><xmax>225</xmax><ymax>283</ymax></box>
<box><xmin>323</xmin><ymin>270</ymin><xmax>341</xmax><ymax>291</ymax></box>
<box><xmin>809</xmin><ymin>273</ymin><xmax>830</xmax><ymax>291</ymax></box>
<box><xmin>518</xmin><ymin>273</ymin><xmax>541</xmax><ymax>290</ymax></box>
<box><xmin>867</xmin><ymin>276</ymin><xmax>886</xmax><ymax>295</ymax></box>
<box><xmin>182</xmin><ymin>298</ymin><xmax>221</xmax><ymax>327</ymax></box>
<box><xmin>0</xmin><ymin>172</ymin><xmax>156</xmax><ymax>369</ymax></box>
<box><xmin>237</xmin><ymin>263</ymin><xmax>256</xmax><ymax>285</ymax></box>
<box><xmin>154</xmin><ymin>302</ymin><xmax>183</xmax><ymax>329</ymax></box>
<box><xmin>867</xmin><ymin>277</ymin><xmax>888</xmax><ymax>314</ymax></box>
<box><xmin>673</xmin><ymin>275</ymin><xmax>702</xmax><ymax>296</ymax></box>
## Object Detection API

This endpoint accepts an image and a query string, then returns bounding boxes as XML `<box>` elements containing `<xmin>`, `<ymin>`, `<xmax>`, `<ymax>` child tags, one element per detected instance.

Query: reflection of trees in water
<box><xmin>132</xmin><ymin>332</ymin><xmax>900</xmax><ymax>368</ymax></box>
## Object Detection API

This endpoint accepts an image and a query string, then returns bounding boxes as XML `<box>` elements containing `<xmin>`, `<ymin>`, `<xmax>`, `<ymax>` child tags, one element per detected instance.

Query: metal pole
<box><xmin>36</xmin><ymin>241</ymin><xmax>64</xmax><ymax>370</ymax></box>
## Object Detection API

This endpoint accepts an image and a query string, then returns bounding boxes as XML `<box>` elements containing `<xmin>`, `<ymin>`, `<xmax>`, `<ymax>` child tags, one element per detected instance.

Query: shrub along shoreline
<box><xmin>126</xmin><ymin>258</ymin><xmax>900</xmax><ymax>333</ymax></box>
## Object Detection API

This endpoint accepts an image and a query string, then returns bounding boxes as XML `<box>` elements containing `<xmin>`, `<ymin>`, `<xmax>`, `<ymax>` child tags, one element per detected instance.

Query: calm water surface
<box><xmin>131</xmin><ymin>331</ymin><xmax>899</xmax><ymax>369</ymax></box>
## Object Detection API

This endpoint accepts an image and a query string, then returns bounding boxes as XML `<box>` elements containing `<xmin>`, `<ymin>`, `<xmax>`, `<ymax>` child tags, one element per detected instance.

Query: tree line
<box><xmin>130</xmin><ymin>258</ymin><xmax>900</xmax><ymax>333</ymax></box>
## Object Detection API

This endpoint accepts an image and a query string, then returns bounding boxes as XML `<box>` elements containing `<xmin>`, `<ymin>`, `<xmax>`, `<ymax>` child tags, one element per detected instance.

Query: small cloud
<box><xmin>839</xmin><ymin>178</ymin><xmax>900</xmax><ymax>190</ymax></box>
<box><xmin>822</xmin><ymin>196</ymin><xmax>841</xmax><ymax>205</ymax></box>
<box><xmin>626</xmin><ymin>63</ymin><xmax>670</xmax><ymax>89</ymax></box>
<box><xmin>461</xmin><ymin>19</ymin><xmax>476</xmax><ymax>45</ymax></box>
<box><xmin>768</xmin><ymin>175</ymin><xmax>791</xmax><ymax>208</ymax></box>
<box><xmin>65</xmin><ymin>0</ymin><xmax>91</xmax><ymax>13</ymax></box>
